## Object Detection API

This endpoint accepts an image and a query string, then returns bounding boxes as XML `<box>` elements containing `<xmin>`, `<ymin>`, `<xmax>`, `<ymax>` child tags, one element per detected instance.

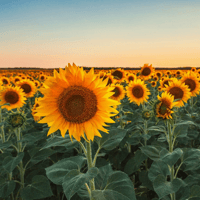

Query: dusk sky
<box><xmin>0</xmin><ymin>0</ymin><xmax>200</xmax><ymax>69</ymax></box>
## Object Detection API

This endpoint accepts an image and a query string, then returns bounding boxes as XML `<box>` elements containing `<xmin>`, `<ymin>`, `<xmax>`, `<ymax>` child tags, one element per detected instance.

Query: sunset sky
<box><xmin>0</xmin><ymin>0</ymin><xmax>200</xmax><ymax>69</ymax></box>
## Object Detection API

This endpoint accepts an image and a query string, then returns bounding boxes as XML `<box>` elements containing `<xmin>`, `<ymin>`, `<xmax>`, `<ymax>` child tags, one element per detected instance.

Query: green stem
<box><xmin>15</xmin><ymin>127</ymin><xmax>25</xmax><ymax>200</ymax></box>
<box><xmin>86</xmin><ymin>141</ymin><xmax>95</xmax><ymax>200</ymax></box>
<box><xmin>144</xmin><ymin>120</ymin><xmax>148</xmax><ymax>171</ymax></box>
<box><xmin>167</xmin><ymin>120</ymin><xmax>176</xmax><ymax>200</ymax></box>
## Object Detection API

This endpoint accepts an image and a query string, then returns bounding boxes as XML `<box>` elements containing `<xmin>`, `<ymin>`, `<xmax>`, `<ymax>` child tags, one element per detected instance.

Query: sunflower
<box><xmin>111</xmin><ymin>68</ymin><xmax>126</xmax><ymax>83</ymax></box>
<box><xmin>164</xmin><ymin>78</ymin><xmax>191</xmax><ymax>107</ymax></box>
<box><xmin>34</xmin><ymin>63</ymin><xmax>120</xmax><ymax>142</ymax></box>
<box><xmin>0</xmin><ymin>77</ymin><xmax>10</xmax><ymax>86</ymax></box>
<box><xmin>180</xmin><ymin>71</ymin><xmax>200</xmax><ymax>97</ymax></box>
<box><xmin>31</xmin><ymin>97</ymin><xmax>43</xmax><ymax>122</ymax></box>
<box><xmin>160</xmin><ymin>78</ymin><xmax>172</xmax><ymax>90</ymax></box>
<box><xmin>16</xmin><ymin>79</ymin><xmax>36</xmax><ymax>98</ymax></box>
<box><xmin>109</xmin><ymin>83</ymin><xmax>126</xmax><ymax>102</ymax></box>
<box><xmin>0</xmin><ymin>86</ymin><xmax>27</xmax><ymax>111</ymax></box>
<box><xmin>140</xmin><ymin>64</ymin><xmax>155</xmax><ymax>80</ymax></box>
<box><xmin>126</xmin><ymin>73</ymin><xmax>137</xmax><ymax>84</ymax></box>
<box><xmin>156</xmin><ymin>91</ymin><xmax>178</xmax><ymax>119</ymax></box>
<box><xmin>126</xmin><ymin>78</ymin><xmax>150</xmax><ymax>106</ymax></box>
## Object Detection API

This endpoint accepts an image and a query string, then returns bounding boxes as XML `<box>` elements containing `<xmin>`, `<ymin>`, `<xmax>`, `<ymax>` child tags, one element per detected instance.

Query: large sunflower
<box><xmin>180</xmin><ymin>71</ymin><xmax>200</xmax><ymax>97</ymax></box>
<box><xmin>156</xmin><ymin>91</ymin><xmax>178</xmax><ymax>119</ymax></box>
<box><xmin>0</xmin><ymin>86</ymin><xmax>27</xmax><ymax>111</ymax></box>
<box><xmin>164</xmin><ymin>78</ymin><xmax>191</xmax><ymax>107</ymax></box>
<box><xmin>140</xmin><ymin>64</ymin><xmax>155</xmax><ymax>80</ymax></box>
<box><xmin>126</xmin><ymin>78</ymin><xmax>150</xmax><ymax>106</ymax></box>
<box><xmin>34</xmin><ymin>63</ymin><xmax>120</xmax><ymax>142</ymax></box>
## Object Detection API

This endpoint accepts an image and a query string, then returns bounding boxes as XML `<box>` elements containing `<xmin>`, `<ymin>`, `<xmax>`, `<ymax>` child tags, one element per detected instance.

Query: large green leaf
<box><xmin>153</xmin><ymin>174</ymin><xmax>187</xmax><ymax>199</ymax></box>
<box><xmin>20</xmin><ymin>175</ymin><xmax>53</xmax><ymax>200</ymax></box>
<box><xmin>62</xmin><ymin>167</ymin><xmax>99</xmax><ymax>200</ymax></box>
<box><xmin>95</xmin><ymin>127</ymin><xmax>127</xmax><ymax>150</ymax></box>
<box><xmin>124</xmin><ymin>150</ymin><xmax>147</xmax><ymax>175</ymax></box>
<box><xmin>161</xmin><ymin>148</ymin><xmax>183</xmax><ymax>167</ymax></box>
<box><xmin>148</xmin><ymin>160</ymin><xmax>170</xmax><ymax>182</ymax></box>
<box><xmin>0</xmin><ymin>178</ymin><xmax>16</xmax><ymax>198</ymax></box>
<box><xmin>45</xmin><ymin>156</ymin><xmax>86</xmax><ymax>185</ymax></box>
<box><xmin>139</xmin><ymin>145</ymin><xmax>161</xmax><ymax>161</ymax></box>
<box><xmin>39</xmin><ymin>135</ymin><xmax>78</xmax><ymax>150</ymax></box>
<box><xmin>91</xmin><ymin>171</ymin><xmax>137</xmax><ymax>200</ymax></box>
<box><xmin>2</xmin><ymin>152</ymin><xmax>24</xmax><ymax>173</ymax></box>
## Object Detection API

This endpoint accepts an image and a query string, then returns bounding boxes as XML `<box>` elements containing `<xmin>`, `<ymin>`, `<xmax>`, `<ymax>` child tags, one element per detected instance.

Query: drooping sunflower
<box><xmin>180</xmin><ymin>71</ymin><xmax>200</xmax><ymax>97</ymax></box>
<box><xmin>0</xmin><ymin>86</ymin><xmax>27</xmax><ymax>111</ymax></box>
<box><xmin>16</xmin><ymin>79</ymin><xmax>36</xmax><ymax>98</ymax></box>
<box><xmin>126</xmin><ymin>78</ymin><xmax>151</xmax><ymax>106</ymax></box>
<box><xmin>156</xmin><ymin>91</ymin><xmax>178</xmax><ymax>119</ymax></box>
<box><xmin>140</xmin><ymin>64</ymin><xmax>155</xmax><ymax>80</ymax></box>
<box><xmin>164</xmin><ymin>78</ymin><xmax>191</xmax><ymax>107</ymax></box>
<box><xmin>34</xmin><ymin>63</ymin><xmax>120</xmax><ymax>142</ymax></box>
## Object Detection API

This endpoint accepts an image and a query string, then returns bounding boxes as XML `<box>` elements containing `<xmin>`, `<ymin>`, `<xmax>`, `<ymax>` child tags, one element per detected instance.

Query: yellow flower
<box><xmin>126</xmin><ymin>78</ymin><xmax>150</xmax><ymax>106</ymax></box>
<box><xmin>34</xmin><ymin>63</ymin><xmax>120</xmax><ymax>142</ymax></box>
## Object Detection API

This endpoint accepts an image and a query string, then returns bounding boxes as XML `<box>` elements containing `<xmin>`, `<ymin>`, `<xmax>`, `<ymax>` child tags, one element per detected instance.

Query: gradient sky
<box><xmin>0</xmin><ymin>0</ymin><xmax>200</xmax><ymax>68</ymax></box>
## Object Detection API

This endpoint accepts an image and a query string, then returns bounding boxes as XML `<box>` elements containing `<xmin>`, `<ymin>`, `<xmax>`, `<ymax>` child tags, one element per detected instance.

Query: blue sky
<box><xmin>1</xmin><ymin>0</ymin><xmax>200</xmax><ymax>68</ymax></box>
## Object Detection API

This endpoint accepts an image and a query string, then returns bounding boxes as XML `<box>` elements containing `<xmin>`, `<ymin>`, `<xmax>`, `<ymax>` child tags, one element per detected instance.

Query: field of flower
<box><xmin>1</xmin><ymin>63</ymin><xmax>200</xmax><ymax>200</ymax></box>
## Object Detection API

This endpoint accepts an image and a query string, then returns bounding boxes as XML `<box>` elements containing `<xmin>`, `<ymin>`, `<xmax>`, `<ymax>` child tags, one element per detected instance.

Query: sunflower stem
<box><xmin>0</xmin><ymin>107</ymin><xmax>6</xmax><ymax>144</ymax></box>
<box><xmin>167</xmin><ymin>120</ymin><xmax>176</xmax><ymax>200</ymax></box>
<box><xmin>85</xmin><ymin>141</ymin><xmax>95</xmax><ymax>200</ymax></box>
<box><xmin>15</xmin><ymin>127</ymin><xmax>25</xmax><ymax>200</ymax></box>
<box><xmin>143</xmin><ymin>120</ymin><xmax>148</xmax><ymax>172</ymax></box>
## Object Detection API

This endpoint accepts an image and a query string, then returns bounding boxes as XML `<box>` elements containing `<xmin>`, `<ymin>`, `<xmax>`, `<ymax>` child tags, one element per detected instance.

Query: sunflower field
<box><xmin>1</xmin><ymin>63</ymin><xmax>200</xmax><ymax>200</ymax></box>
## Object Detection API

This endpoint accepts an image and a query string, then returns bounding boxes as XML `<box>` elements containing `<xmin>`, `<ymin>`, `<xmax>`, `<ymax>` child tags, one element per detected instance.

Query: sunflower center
<box><xmin>184</xmin><ymin>78</ymin><xmax>196</xmax><ymax>92</ymax></box>
<box><xmin>112</xmin><ymin>70</ymin><xmax>123</xmax><ymax>79</ymax></box>
<box><xmin>163</xmin><ymin>80</ymin><xmax>169</xmax><ymax>87</ymax></box>
<box><xmin>21</xmin><ymin>84</ymin><xmax>32</xmax><ymax>94</ymax></box>
<box><xmin>112</xmin><ymin>87</ymin><xmax>120</xmax><ymax>97</ymax></box>
<box><xmin>128</xmin><ymin>77</ymin><xmax>134</xmax><ymax>82</ymax></box>
<box><xmin>132</xmin><ymin>86</ymin><xmax>144</xmax><ymax>98</ymax></box>
<box><xmin>5</xmin><ymin>91</ymin><xmax>19</xmax><ymax>104</ymax></box>
<box><xmin>58</xmin><ymin>86</ymin><xmax>97</xmax><ymax>124</ymax></box>
<box><xmin>142</xmin><ymin>68</ymin><xmax>151</xmax><ymax>76</ymax></box>
<box><xmin>169</xmin><ymin>87</ymin><xmax>183</xmax><ymax>100</ymax></box>
<box><xmin>159</xmin><ymin>102</ymin><xmax>169</xmax><ymax>115</ymax></box>
<box><xmin>3</xmin><ymin>79</ymin><xmax>8</xmax><ymax>84</ymax></box>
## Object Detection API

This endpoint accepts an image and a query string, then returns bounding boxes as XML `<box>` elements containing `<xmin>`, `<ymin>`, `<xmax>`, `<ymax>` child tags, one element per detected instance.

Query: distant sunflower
<box><xmin>180</xmin><ymin>71</ymin><xmax>200</xmax><ymax>97</ymax></box>
<box><xmin>0</xmin><ymin>86</ymin><xmax>27</xmax><ymax>111</ymax></box>
<box><xmin>109</xmin><ymin>83</ymin><xmax>126</xmax><ymax>102</ymax></box>
<box><xmin>34</xmin><ymin>63</ymin><xmax>120</xmax><ymax>142</ymax></box>
<box><xmin>160</xmin><ymin>78</ymin><xmax>172</xmax><ymax>89</ymax></box>
<box><xmin>0</xmin><ymin>77</ymin><xmax>10</xmax><ymax>86</ymax></box>
<box><xmin>126</xmin><ymin>74</ymin><xmax>137</xmax><ymax>84</ymax></box>
<box><xmin>126</xmin><ymin>79</ymin><xmax>150</xmax><ymax>106</ymax></box>
<box><xmin>16</xmin><ymin>79</ymin><xmax>36</xmax><ymax>98</ymax></box>
<box><xmin>164</xmin><ymin>78</ymin><xmax>191</xmax><ymax>107</ymax></box>
<box><xmin>111</xmin><ymin>68</ymin><xmax>126</xmax><ymax>83</ymax></box>
<box><xmin>156</xmin><ymin>91</ymin><xmax>178</xmax><ymax>119</ymax></box>
<box><xmin>151</xmin><ymin>81</ymin><xmax>157</xmax><ymax>87</ymax></box>
<box><xmin>140</xmin><ymin>64</ymin><xmax>155</xmax><ymax>80</ymax></box>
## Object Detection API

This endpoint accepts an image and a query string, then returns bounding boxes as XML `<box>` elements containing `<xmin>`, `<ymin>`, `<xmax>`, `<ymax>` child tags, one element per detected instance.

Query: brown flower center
<box><xmin>5</xmin><ymin>91</ymin><xmax>19</xmax><ymax>104</ymax></box>
<box><xmin>169</xmin><ymin>87</ymin><xmax>183</xmax><ymax>100</ymax></box>
<box><xmin>3</xmin><ymin>79</ymin><xmax>8</xmax><ymax>84</ymax></box>
<box><xmin>183</xmin><ymin>78</ymin><xmax>196</xmax><ymax>92</ymax></box>
<box><xmin>58</xmin><ymin>86</ymin><xmax>97</xmax><ymax>123</ymax></box>
<box><xmin>142</xmin><ymin>67</ymin><xmax>151</xmax><ymax>76</ymax></box>
<box><xmin>112</xmin><ymin>87</ymin><xmax>120</xmax><ymax>97</ymax></box>
<box><xmin>128</xmin><ymin>76</ymin><xmax>134</xmax><ymax>82</ymax></box>
<box><xmin>132</xmin><ymin>86</ymin><xmax>144</xmax><ymax>98</ymax></box>
<box><xmin>20</xmin><ymin>83</ymin><xmax>32</xmax><ymax>94</ymax></box>
<box><xmin>112</xmin><ymin>70</ymin><xmax>123</xmax><ymax>79</ymax></box>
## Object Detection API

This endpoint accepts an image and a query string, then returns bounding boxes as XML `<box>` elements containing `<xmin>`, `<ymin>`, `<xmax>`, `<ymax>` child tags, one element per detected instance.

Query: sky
<box><xmin>0</xmin><ymin>0</ymin><xmax>200</xmax><ymax>69</ymax></box>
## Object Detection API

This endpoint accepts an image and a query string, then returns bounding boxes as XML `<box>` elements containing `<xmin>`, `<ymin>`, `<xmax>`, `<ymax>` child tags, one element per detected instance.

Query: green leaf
<box><xmin>139</xmin><ymin>145</ymin><xmax>161</xmax><ymax>161</ymax></box>
<box><xmin>62</xmin><ymin>167</ymin><xmax>99</xmax><ymax>200</ymax></box>
<box><xmin>91</xmin><ymin>171</ymin><xmax>137</xmax><ymax>200</ymax></box>
<box><xmin>20</xmin><ymin>175</ymin><xmax>53</xmax><ymax>200</ymax></box>
<box><xmin>0</xmin><ymin>140</ymin><xmax>12</xmax><ymax>149</ymax></box>
<box><xmin>139</xmin><ymin>170</ymin><xmax>154</xmax><ymax>191</ymax></box>
<box><xmin>45</xmin><ymin>156</ymin><xmax>86</xmax><ymax>185</ymax></box>
<box><xmin>124</xmin><ymin>150</ymin><xmax>147</xmax><ymax>175</ymax></box>
<box><xmin>40</xmin><ymin>135</ymin><xmax>78</xmax><ymax>150</ymax></box>
<box><xmin>161</xmin><ymin>148</ymin><xmax>183</xmax><ymax>167</ymax></box>
<box><xmin>29</xmin><ymin>147</ymin><xmax>55</xmax><ymax>164</ymax></box>
<box><xmin>148</xmin><ymin>160</ymin><xmax>170</xmax><ymax>182</ymax></box>
<box><xmin>95</xmin><ymin>127</ymin><xmax>127</xmax><ymax>150</ymax></box>
<box><xmin>182</xmin><ymin>148</ymin><xmax>200</xmax><ymax>171</ymax></box>
<box><xmin>153</xmin><ymin>174</ymin><xmax>187</xmax><ymax>199</ymax></box>
<box><xmin>0</xmin><ymin>178</ymin><xmax>16</xmax><ymax>198</ymax></box>
<box><xmin>189</xmin><ymin>185</ymin><xmax>200</xmax><ymax>198</ymax></box>
<box><xmin>2</xmin><ymin>152</ymin><xmax>24</xmax><ymax>173</ymax></box>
